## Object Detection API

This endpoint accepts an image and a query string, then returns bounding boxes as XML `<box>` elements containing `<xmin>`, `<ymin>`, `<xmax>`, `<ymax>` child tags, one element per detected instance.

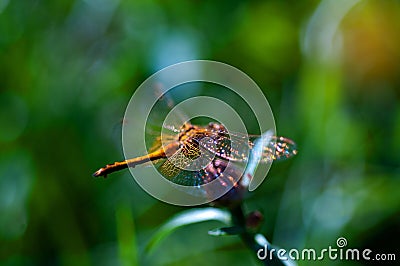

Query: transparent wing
<box><xmin>158</xmin><ymin>149</ymin><xmax>191</xmax><ymax>179</ymax></box>
<box><xmin>157</xmin><ymin>136</ymin><xmax>222</xmax><ymax>186</ymax></box>
<box><xmin>168</xmin><ymin>158</ymin><xmax>236</xmax><ymax>188</ymax></box>
<box><xmin>144</xmin><ymin>87</ymin><xmax>187</xmax><ymax>150</ymax></box>
<box><xmin>269</xmin><ymin>136</ymin><xmax>298</xmax><ymax>161</ymax></box>
<box><xmin>198</xmin><ymin>130</ymin><xmax>297</xmax><ymax>163</ymax></box>
<box><xmin>168</xmin><ymin>167</ymin><xmax>210</xmax><ymax>187</ymax></box>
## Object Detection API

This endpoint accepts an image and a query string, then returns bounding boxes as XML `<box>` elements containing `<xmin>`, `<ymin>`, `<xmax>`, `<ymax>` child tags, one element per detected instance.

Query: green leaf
<box><xmin>116</xmin><ymin>205</ymin><xmax>138</xmax><ymax>266</ymax></box>
<box><xmin>146</xmin><ymin>207</ymin><xmax>231</xmax><ymax>253</ymax></box>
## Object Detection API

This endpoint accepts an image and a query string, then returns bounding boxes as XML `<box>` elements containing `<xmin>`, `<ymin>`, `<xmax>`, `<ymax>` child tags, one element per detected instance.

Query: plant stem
<box><xmin>229</xmin><ymin>204</ymin><xmax>289</xmax><ymax>266</ymax></box>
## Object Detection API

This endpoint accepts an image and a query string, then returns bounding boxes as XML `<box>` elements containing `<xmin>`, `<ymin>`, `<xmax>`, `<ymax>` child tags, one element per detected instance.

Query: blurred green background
<box><xmin>1</xmin><ymin>0</ymin><xmax>399</xmax><ymax>265</ymax></box>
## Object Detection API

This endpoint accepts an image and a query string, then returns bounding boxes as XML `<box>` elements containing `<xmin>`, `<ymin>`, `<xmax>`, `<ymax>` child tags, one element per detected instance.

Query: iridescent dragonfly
<box><xmin>93</xmin><ymin>122</ymin><xmax>297</xmax><ymax>190</ymax></box>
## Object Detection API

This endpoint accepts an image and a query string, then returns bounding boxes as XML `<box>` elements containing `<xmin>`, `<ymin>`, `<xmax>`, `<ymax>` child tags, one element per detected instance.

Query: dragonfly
<box><xmin>93</xmin><ymin>122</ymin><xmax>297</xmax><ymax>193</ymax></box>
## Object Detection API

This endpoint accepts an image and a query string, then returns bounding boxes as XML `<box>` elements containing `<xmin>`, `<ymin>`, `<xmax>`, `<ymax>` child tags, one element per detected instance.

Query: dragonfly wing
<box><xmin>171</xmin><ymin>168</ymin><xmax>209</xmax><ymax>187</ymax></box>
<box><xmin>198</xmin><ymin>131</ymin><xmax>250</xmax><ymax>162</ymax></box>
<box><xmin>158</xmin><ymin>149</ymin><xmax>190</xmax><ymax>179</ymax></box>
<box><xmin>169</xmin><ymin>158</ymin><xmax>238</xmax><ymax>189</ymax></box>
<box><xmin>159</xmin><ymin>145</ymin><xmax>219</xmax><ymax>186</ymax></box>
<box><xmin>266</xmin><ymin>136</ymin><xmax>298</xmax><ymax>161</ymax></box>
<box><xmin>198</xmin><ymin>130</ymin><xmax>297</xmax><ymax>163</ymax></box>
